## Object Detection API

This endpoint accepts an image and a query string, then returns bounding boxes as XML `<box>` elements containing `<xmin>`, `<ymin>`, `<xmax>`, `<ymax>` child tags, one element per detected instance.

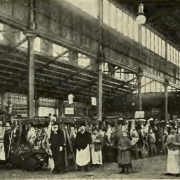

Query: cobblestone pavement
<box><xmin>0</xmin><ymin>156</ymin><xmax>177</xmax><ymax>179</ymax></box>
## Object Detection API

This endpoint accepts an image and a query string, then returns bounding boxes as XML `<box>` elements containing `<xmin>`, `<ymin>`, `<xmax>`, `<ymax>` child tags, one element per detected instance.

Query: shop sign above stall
<box><xmin>65</xmin><ymin>107</ymin><xmax>74</xmax><ymax>115</ymax></box>
<box><xmin>152</xmin><ymin>108</ymin><xmax>160</xmax><ymax>114</ymax></box>
<box><xmin>135</xmin><ymin>111</ymin><xmax>145</xmax><ymax>119</ymax></box>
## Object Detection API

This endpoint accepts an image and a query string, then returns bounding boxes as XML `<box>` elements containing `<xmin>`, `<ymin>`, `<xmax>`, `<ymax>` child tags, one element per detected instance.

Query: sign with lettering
<box><xmin>65</xmin><ymin>107</ymin><xmax>74</xmax><ymax>115</ymax></box>
<box><xmin>135</xmin><ymin>111</ymin><xmax>145</xmax><ymax>119</ymax></box>
<box><xmin>152</xmin><ymin>108</ymin><xmax>160</xmax><ymax>114</ymax></box>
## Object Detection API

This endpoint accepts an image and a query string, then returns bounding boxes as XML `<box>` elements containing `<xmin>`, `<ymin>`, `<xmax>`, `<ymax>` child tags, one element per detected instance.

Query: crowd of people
<box><xmin>2</xmin><ymin>117</ymin><xmax>180</xmax><ymax>176</ymax></box>
<box><xmin>46</xmin><ymin>118</ymin><xmax>176</xmax><ymax>175</ymax></box>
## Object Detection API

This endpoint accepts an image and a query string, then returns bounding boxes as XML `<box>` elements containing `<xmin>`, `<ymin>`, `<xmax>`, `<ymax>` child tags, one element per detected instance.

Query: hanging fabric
<box><xmin>68</xmin><ymin>94</ymin><xmax>74</xmax><ymax>104</ymax></box>
<box><xmin>91</xmin><ymin>97</ymin><xmax>97</xmax><ymax>106</ymax></box>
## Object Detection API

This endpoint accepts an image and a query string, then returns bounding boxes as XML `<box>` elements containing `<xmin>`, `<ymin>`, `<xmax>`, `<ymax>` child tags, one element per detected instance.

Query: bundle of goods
<box><xmin>6</xmin><ymin>119</ymin><xmax>51</xmax><ymax>171</ymax></box>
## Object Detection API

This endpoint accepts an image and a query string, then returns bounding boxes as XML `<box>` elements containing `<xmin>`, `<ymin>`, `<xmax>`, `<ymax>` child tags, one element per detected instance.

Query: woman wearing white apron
<box><xmin>75</xmin><ymin>122</ymin><xmax>92</xmax><ymax>171</ymax></box>
<box><xmin>166</xmin><ymin>130</ymin><xmax>180</xmax><ymax>175</ymax></box>
<box><xmin>0</xmin><ymin>122</ymin><xmax>5</xmax><ymax>161</ymax></box>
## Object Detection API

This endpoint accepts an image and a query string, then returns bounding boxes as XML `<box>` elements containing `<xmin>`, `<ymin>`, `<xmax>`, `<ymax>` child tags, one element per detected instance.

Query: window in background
<box><xmin>22</xmin><ymin>96</ymin><xmax>27</xmax><ymax>103</ymax></box>
<box><xmin>14</xmin><ymin>95</ymin><xmax>19</xmax><ymax>102</ymax></box>
<box><xmin>173</xmin><ymin>48</ymin><xmax>176</xmax><ymax>64</ymax></box>
<box><xmin>78</xmin><ymin>53</ymin><xmax>90</xmax><ymax>67</ymax></box>
<box><xmin>158</xmin><ymin>37</ymin><xmax>162</xmax><ymax>56</ymax></box>
<box><xmin>175</xmin><ymin>49</ymin><xmax>178</xmax><ymax>65</ymax></box>
<box><xmin>0</xmin><ymin>23</ymin><xmax>3</xmax><ymax>40</ymax></box>
<box><xmin>114</xmin><ymin>66</ymin><xmax>120</xmax><ymax>79</ymax></box>
<box><xmin>52</xmin><ymin>44</ymin><xmax>68</xmax><ymax>61</ymax></box>
<box><xmin>120</xmin><ymin>68</ymin><xmax>125</xmax><ymax>80</ymax></box>
<box><xmin>154</xmin><ymin>35</ymin><xmax>158</xmax><ymax>54</ymax></box>
<box><xmin>150</xmin><ymin>31</ymin><xmax>155</xmax><ymax>52</ymax></box>
<box><xmin>156</xmin><ymin>82</ymin><xmax>160</xmax><ymax>92</ymax></box>
<box><xmin>110</xmin><ymin>3</ymin><xmax>117</xmax><ymax>29</ymax></box>
<box><xmin>20</xmin><ymin>32</ymin><xmax>28</xmax><ymax>48</ymax></box>
<box><xmin>34</xmin><ymin>37</ymin><xmax>41</xmax><ymax>52</ymax></box>
<box><xmin>141</xmin><ymin>76</ymin><xmax>146</xmax><ymax>93</ymax></box>
<box><xmin>103</xmin><ymin>62</ymin><xmax>108</xmax><ymax>74</ymax></box>
<box><xmin>150</xmin><ymin>81</ymin><xmax>156</xmax><ymax>92</ymax></box>
<box><xmin>146</xmin><ymin>29</ymin><xmax>150</xmax><ymax>49</ymax></box>
<box><xmin>133</xmin><ymin>20</ymin><xmax>139</xmax><ymax>42</ymax></box>
<box><xmin>117</xmin><ymin>8</ymin><xmax>123</xmax><ymax>33</ymax></box>
<box><xmin>128</xmin><ymin>16</ymin><xmax>134</xmax><ymax>39</ymax></box>
<box><xmin>64</xmin><ymin>0</ymin><xmax>98</xmax><ymax>19</ymax></box>
<box><xmin>162</xmin><ymin>40</ymin><xmax>165</xmax><ymax>58</ymax></box>
<box><xmin>171</xmin><ymin>46</ymin><xmax>174</xmax><ymax>63</ymax></box>
<box><xmin>141</xmin><ymin>26</ymin><xmax>146</xmax><ymax>46</ymax></box>
<box><xmin>103</xmin><ymin>0</ymin><xmax>110</xmax><ymax>25</ymax></box>
<box><xmin>122</xmin><ymin>12</ymin><xmax>128</xmax><ymax>36</ymax></box>
<box><xmin>167</xmin><ymin>44</ymin><xmax>170</xmax><ymax>61</ymax></box>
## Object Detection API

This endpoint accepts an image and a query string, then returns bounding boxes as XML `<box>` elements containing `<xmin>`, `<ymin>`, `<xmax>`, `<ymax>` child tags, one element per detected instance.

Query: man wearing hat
<box><xmin>49</xmin><ymin>122</ymin><xmax>65</xmax><ymax>174</ymax></box>
<box><xmin>75</xmin><ymin>122</ymin><xmax>92</xmax><ymax>171</ymax></box>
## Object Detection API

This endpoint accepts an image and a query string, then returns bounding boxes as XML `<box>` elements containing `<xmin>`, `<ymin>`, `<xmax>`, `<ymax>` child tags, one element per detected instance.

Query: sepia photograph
<box><xmin>0</xmin><ymin>0</ymin><xmax>179</xmax><ymax>179</ymax></box>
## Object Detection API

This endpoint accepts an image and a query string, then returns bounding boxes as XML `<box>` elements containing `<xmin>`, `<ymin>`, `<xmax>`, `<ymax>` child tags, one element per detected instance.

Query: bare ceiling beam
<box><xmin>36</xmin><ymin>49</ymin><xmax>70</xmax><ymax>72</ymax></box>
<box><xmin>141</xmin><ymin>80</ymin><xmax>155</xmax><ymax>88</ymax></box>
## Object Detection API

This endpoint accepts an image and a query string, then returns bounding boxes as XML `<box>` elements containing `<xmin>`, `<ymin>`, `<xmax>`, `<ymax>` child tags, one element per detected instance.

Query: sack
<box><xmin>48</xmin><ymin>158</ymin><xmax>54</xmax><ymax>170</ymax></box>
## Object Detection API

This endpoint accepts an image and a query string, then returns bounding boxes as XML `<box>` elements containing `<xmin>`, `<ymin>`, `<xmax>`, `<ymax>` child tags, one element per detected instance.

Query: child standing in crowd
<box><xmin>117</xmin><ymin>131</ymin><xmax>132</xmax><ymax>174</ymax></box>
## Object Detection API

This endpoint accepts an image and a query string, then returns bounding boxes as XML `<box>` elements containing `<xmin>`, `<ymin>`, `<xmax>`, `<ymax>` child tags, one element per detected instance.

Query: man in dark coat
<box><xmin>49</xmin><ymin>122</ymin><xmax>65</xmax><ymax>174</ymax></box>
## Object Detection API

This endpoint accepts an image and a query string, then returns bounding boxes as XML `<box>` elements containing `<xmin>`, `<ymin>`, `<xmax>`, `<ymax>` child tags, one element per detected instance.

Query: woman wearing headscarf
<box><xmin>90</xmin><ymin>127</ymin><xmax>103</xmax><ymax>167</ymax></box>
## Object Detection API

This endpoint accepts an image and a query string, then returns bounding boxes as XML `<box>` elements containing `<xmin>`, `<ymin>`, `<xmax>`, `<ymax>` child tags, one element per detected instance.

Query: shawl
<box><xmin>118</xmin><ymin>137</ymin><xmax>132</xmax><ymax>151</ymax></box>
<box><xmin>167</xmin><ymin>134</ymin><xmax>179</xmax><ymax>151</ymax></box>
<box><xmin>91</xmin><ymin>133</ymin><xmax>103</xmax><ymax>152</ymax></box>
<box><xmin>75</xmin><ymin>130</ymin><xmax>92</xmax><ymax>151</ymax></box>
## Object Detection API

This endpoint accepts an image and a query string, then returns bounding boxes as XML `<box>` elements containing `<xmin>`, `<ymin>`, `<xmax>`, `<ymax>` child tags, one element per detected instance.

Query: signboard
<box><xmin>65</xmin><ymin>107</ymin><xmax>74</xmax><ymax>115</ymax></box>
<box><xmin>12</xmin><ymin>104</ymin><xmax>28</xmax><ymax>116</ymax></box>
<box><xmin>135</xmin><ymin>111</ymin><xmax>145</xmax><ymax>119</ymax></box>
<box><xmin>152</xmin><ymin>108</ymin><xmax>160</xmax><ymax>114</ymax></box>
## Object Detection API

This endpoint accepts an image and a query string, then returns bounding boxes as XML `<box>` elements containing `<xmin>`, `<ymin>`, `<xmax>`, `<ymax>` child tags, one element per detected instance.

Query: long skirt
<box><xmin>91</xmin><ymin>148</ymin><xmax>102</xmax><ymax>165</ymax></box>
<box><xmin>118</xmin><ymin>150</ymin><xmax>131</xmax><ymax>167</ymax></box>
<box><xmin>167</xmin><ymin>149</ymin><xmax>180</xmax><ymax>174</ymax></box>
<box><xmin>76</xmin><ymin>145</ymin><xmax>90</xmax><ymax>166</ymax></box>
<box><xmin>0</xmin><ymin>143</ymin><xmax>5</xmax><ymax>161</ymax></box>
<box><xmin>103</xmin><ymin>145</ymin><xmax>114</xmax><ymax>162</ymax></box>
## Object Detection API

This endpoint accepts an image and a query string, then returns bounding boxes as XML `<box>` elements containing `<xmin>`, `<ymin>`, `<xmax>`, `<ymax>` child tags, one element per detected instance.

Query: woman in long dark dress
<box><xmin>117</xmin><ymin>131</ymin><xmax>132</xmax><ymax>174</ymax></box>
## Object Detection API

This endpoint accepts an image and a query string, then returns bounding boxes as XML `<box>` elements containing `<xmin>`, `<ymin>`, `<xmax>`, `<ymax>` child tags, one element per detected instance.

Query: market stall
<box><xmin>5</xmin><ymin>118</ymin><xmax>50</xmax><ymax>170</ymax></box>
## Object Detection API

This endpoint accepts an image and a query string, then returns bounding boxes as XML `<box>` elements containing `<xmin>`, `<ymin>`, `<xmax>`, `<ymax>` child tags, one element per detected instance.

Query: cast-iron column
<box><xmin>27</xmin><ymin>0</ymin><xmax>36</xmax><ymax>118</ymax></box>
<box><xmin>163</xmin><ymin>79</ymin><xmax>169</xmax><ymax>121</ymax></box>
<box><xmin>97</xmin><ymin>0</ymin><xmax>103</xmax><ymax>121</ymax></box>
<box><xmin>137</xmin><ymin>68</ymin><xmax>143</xmax><ymax>111</ymax></box>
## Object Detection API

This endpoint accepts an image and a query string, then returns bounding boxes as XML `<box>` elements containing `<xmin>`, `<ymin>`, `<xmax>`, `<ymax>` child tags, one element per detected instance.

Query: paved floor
<box><xmin>0</xmin><ymin>156</ymin><xmax>177</xmax><ymax>179</ymax></box>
